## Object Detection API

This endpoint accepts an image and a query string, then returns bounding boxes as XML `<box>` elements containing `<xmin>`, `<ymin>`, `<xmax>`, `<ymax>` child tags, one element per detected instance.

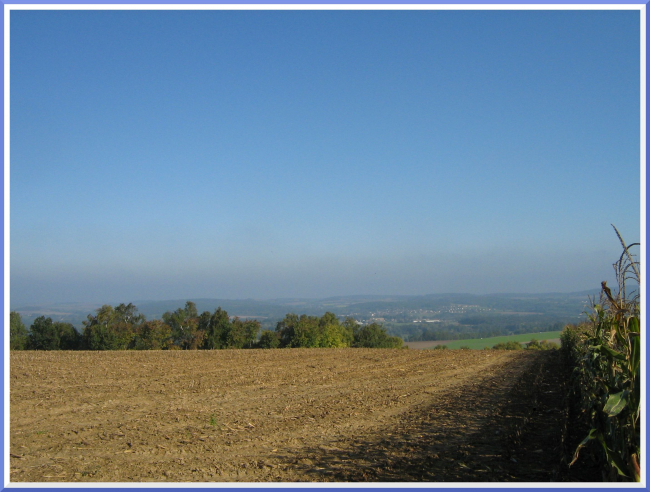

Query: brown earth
<box><xmin>403</xmin><ymin>339</ymin><xmax>562</xmax><ymax>350</ymax></box>
<box><xmin>10</xmin><ymin>348</ymin><xmax>599</xmax><ymax>483</ymax></box>
<box><xmin>402</xmin><ymin>340</ymin><xmax>453</xmax><ymax>349</ymax></box>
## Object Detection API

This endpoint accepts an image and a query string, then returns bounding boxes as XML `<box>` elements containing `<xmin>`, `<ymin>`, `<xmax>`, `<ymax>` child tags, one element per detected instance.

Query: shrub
<box><xmin>525</xmin><ymin>338</ymin><xmax>558</xmax><ymax>350</ymax></box>
<box><xmin>492</xmin><ymin>341</ymin><xmax>522</xmax><ymax>350</ymax></box>
<box><xmin>538</xmin><ymin>340</ymin><xmax>559</xmax><ymax>350</ymax></box>
<box><xmin>525</xmin><ymin>338</ymin><xmax>541</xmax><ymax>350</ymax></box>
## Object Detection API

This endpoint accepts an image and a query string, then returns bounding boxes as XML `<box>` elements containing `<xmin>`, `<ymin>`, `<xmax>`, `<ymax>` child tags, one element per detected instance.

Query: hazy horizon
<box><xmin>9</xmin><ymin>9</ymin><xmax>642</xmax><ymax>307</ymax></box>
<box><xmin>13</xmin><ymin>286</ymin><xmax>604</xmax><ymax>307</ymax></box>
<box><xmin>10</xmin><ymin>283</ymin><xmax>608</xmax><ymax>311</ymax></box>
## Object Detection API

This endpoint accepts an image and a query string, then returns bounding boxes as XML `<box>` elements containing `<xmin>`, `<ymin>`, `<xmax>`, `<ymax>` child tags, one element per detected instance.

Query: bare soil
<box><xmin>402</xmin><ymin>340</ymin><xmax>451</xmax><ymax>349</ymax></box>
<box><xmin>10</xmin><ymin>348</ymin><xmax>598</xmax><ymax>483</ymax></box>
<box><xmin>403</xmin><ymin>339</ymin><xmax>561</xmax><ymax>350</ymax></box>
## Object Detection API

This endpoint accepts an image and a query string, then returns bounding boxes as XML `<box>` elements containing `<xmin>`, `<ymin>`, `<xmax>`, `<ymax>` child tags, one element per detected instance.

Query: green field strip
<box><xmin>426</xmin><ymin>330</ymin><xmax>563</xmax><ymax>350</ymax></box>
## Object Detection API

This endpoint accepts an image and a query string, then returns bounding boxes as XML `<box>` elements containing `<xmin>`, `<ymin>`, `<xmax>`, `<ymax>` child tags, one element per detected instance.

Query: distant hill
<box><xmin>12</xmin><ymin>290</ymin><xmax>598</xmax><ymax>333</ymax></box>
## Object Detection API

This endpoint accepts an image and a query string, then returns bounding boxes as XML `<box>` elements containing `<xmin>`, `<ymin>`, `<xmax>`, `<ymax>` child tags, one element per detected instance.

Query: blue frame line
<box><xmin>0</xmin><ymin>2</ymin><xmax>646</xmax><ymax>492</ymax></box>
<box><xmin>0</xmin><ymin>1</ymin><xmax>648</xmax><ymax>3</ymax></box>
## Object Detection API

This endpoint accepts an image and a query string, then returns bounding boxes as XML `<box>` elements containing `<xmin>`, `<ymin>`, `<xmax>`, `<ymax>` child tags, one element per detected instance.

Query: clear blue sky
<box><xmin>9</xmin><ymin>9</ymin><xmax>641</xmax><ymax>306</ymax></box>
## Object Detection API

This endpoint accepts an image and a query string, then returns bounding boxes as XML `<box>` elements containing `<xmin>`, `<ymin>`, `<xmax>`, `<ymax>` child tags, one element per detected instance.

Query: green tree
<box><xmin>133</xmin><ymin>320</ymin><xmax>173</xmax><ymax>350</ymax></box>
<box><xmin>28</xmin><ymin>316</ymin><xmax>60</xmax><ymax>350</ymax></box>
<box><xmin>258</xmin><ymin>330</ymin><xmax>280</xmax><ymax>348</ymax></box>
<box><xmin>317</xmin><ymin>312</ymin><xmax>348</xmax><ymax>348</ymax></box>
<box><xmin>163</xmin><ymin>301</ymin><xmax>203</xmax><ymax>349</ymax></box>
<box><xmin>276</xmin><ymin>313</ymin><xmax>300</xmax><ymax>347</ymax></box>
<box><xmin>10</xmin><ymin>311</ymin><xmax>28</xmax><ymax>350</ymax></box>
<box><xmin>82</xmin><ymin>305</ymin><xmax>116</xmax><ymax>349</ymax></box>
<box><xmin>224</xmin><ymin>318</ymin><xmax>261</xmax><ymax>348</ymax></box>
<box><xmin>276</xmin><ymin>313</ymin><xmax>360</xmax><ymax>348</ymax></box>
<box><xmin>184</xmin><ymin>301</ymin><xmax>198</xmax><ymax>319</ymax></box>
<box><xmin>226</xmin><ymin>318</ymin><xmax>246</xmax><ymax>348</ymax></box>
<box><xmin>114</xmin><ymin>303</ymin><xmax>146</xmax><ymax>325</ymax></box>
<box><xmin>198</xmin><ymin>311</ymin><xmax>213</xmax><ymax>345</ymax></box>
<box><xmin>82</xmin><ymin>304</ymin><xmax>142</xmax><ymax>350</ymax></box>
<box><xmin>319</xmin><ymin>322</ymin><xmax>346</xmax><ymax>347</ymax></box>
<box><xmin>341</xmin><ymin>317</ymin><xmax>358</xmax><ymax>346</ymax></box>
<box><xmin>353</xmin><ymin>323</ymin><xmax>403</xmax><ymax>348</ymax></box>
<box><xmin>55</xmin><ymin>322</ymin><xmax>81</xmax><ymax>350</ymax></box>
<box><xmin>201</xmin><ymin>307</ymin><xmax>231</xmax><ymax>349</ymax></box>
<box><xmin>243</xmin><ymin>319</ymin><xmax>261</xmax><ymax>348</ymax></box>
<box><xmin>291</xmin><ymin>315</ymin><xmax>321</xmax><ymax>347</ymax></box>
<box><xmin>82</xmin><ymin>323</ymin><xmax>120</xmax><ymax>350</ymax></box>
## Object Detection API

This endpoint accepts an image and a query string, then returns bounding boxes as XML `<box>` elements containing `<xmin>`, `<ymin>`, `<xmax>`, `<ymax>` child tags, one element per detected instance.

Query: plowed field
<box><xmin>10</xmin><ymin>348</ymin><xmax>576</xmax><ymax>482</ymax></box>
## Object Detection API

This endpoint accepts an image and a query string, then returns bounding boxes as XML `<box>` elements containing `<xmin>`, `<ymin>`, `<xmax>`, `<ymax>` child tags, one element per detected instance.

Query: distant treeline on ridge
<box><xmin>9</xmin><ymin>301</ymin><xmax>404</xmax><ymax>351</ymax></box>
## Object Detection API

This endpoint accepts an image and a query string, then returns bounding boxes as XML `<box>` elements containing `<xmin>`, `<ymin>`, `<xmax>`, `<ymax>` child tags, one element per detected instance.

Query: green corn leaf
<box><xmin>590</xmin><ymin>344</ymin><xmax>626</xmax><ymax>361</ymax></box>
<box><xmin>570</xmin><ymin>428</ymin><xmax>599</xmax><ymax>466</ymax></box>
<box><xmin>579</xmin><ymin>428</ymin><xmax>599</xmax><ymax>447</ymax></box>
<box><xmin>572</xmin><ymin>427</ymin><xmax>631</xmax><ymax>478</ymax></box>
<box><xmin>633</xmin><ymin>375</ymin><xmax>640</xmax><ymax>420</ymax></box>
<box><xmin>630</xmin><ymin>333</ymin><xmax>640</xmax><ymax>375</ymax></box>
<box><xmin>614</xmin><ymin>326</ymin><xmax>626</xmax><ymax>345</ymax></box>
<box><xmin>603</xmin><ymin>390</ymin><xmax>629</xmax><ymax>417</ymax></box>
<box><xmin>595</xmin><ymin>433</ymin><xmax>630</xmax><ymax>478</ymax></box>
<box><xmin>628</xmin><ymin>316</ymin><xmax>640</xmax><ymax>335</ymax></box>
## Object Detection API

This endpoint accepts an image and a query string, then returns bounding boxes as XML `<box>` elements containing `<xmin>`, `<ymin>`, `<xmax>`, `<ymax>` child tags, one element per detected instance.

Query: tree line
<box><xmin>404</xmin><ymin>319</ymin><xmax>567</xmax><ymax>342</ymax></box>
<box><xmin>9</xmin><ymin>301</ymin><xmax>403</xmax><ymax>351</ymax></box>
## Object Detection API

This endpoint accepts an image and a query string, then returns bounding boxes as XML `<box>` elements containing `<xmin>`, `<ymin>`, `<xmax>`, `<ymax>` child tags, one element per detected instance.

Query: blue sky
<box><xmin>9</xmin><ymin>9</ymin><xmax>642</xmax><ymax>306</ymax></box>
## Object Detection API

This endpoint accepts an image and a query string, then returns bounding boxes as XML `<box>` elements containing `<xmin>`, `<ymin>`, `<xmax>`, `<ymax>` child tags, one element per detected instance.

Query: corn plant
<box><xmin>567</xmin><ymin>226</ymin><xmax>640</xmax><ymax>481</ymax></box>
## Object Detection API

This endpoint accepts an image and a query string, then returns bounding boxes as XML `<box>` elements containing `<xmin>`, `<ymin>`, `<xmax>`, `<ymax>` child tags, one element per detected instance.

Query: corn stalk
<box><xmin>568</xmin><ymin>226</ymin><xmax>640</xmax><ymax>481</ymax></box>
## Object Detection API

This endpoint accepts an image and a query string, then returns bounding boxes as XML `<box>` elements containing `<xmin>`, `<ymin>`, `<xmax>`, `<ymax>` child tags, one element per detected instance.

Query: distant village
<box><xmin>348</xmin><ymin>304</ymin><xmax>492</xmax><ymax>325</ymax></box>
